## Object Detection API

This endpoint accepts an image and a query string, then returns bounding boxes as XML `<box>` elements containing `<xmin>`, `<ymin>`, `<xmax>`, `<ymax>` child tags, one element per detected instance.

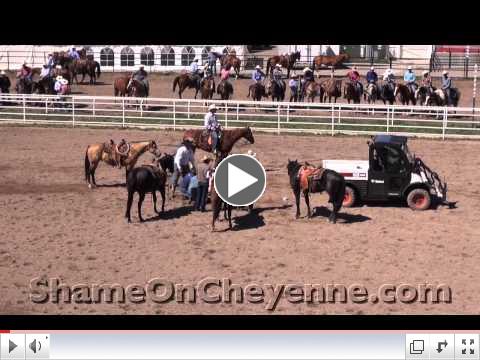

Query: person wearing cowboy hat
<box><xmin>40</xmin><ymin>64</ymin><xmax>51</xmax><ymax>81</ymax></box>
<box><xmin>0</xmin><ymin>70</ymin><xmax>10</xmax><ymax>94</ymax></box>
<box><xmin>252</xmin><ymin>65</ymin><xmax>266</xmax><ymax>84</ymax></box>
<box><xmin>68</xmin><ymin>46</ymin><xmax>80</xmax><ymax>60</ymax></box>
<box><xmin>421</xmin><ymin>70</ymin><xmax>434</xmax><ymax>95</ymax></box>
<box><xmin>171</xmin><ymin>137</ymin><xmax>196</xmax><ymax>197</ymax></box>
<box><xmin>347</xmin><ymin>65</ymin><xmax>363</xmax><ymax>97</ymax></box>
<box><xmin>289</xmin><ymin>73</ymin><xmax>299</xmax><ymax>102</ymax></box>
<box><xmin>272</xmin><ymin>63</ymin><xmax>285</xmax><ymax>94</ymax></box>
<box><xmin>54</xmin><ymin>75</ymin><xmax>64</xmax><ymax>94</ymax></box>
<box><xmin>299</xmin><ymin>67</ymin><xmax>314</xmax><ymax>101</ymax></box>
<box><xmin>366</xmin><ymin>66</ymin><xmax>378</xmax><ymax>85</ymax></box>
<box><xmin>441</xmin><ymin>70</ymin><xmax>454</xmax><ymax>106</ymax></box>
<box><xmin>204</xmin><ymin>103</ymin><xmax>222</xmax><ymax>154</ymax></box>
<box><xmin>47</xmin><ymin>53</ymin><xmax>55</xmax><ymax>68</ymax></box>
<box><xmin>194</xmin><ymin>155</ymin><xmax>214</xmax><ymax>212</ymax></box>
<box><xmin>403</xmin><ymin>65</ymin><xmax>418</xmax><ymax>96</ymax></box>
<box><xmin>132</xmin><ymin>65</ymin><xmax>149</xmax><ymax>97</ymax></box>
<box><xmin>383</xmin><ymin>68</ymin><xmax>396</xmax><ymax>91</ymax></box>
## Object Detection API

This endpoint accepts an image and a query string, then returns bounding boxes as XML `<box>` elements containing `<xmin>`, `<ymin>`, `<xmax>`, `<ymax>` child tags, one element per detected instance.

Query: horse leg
<box><xmin>138</xmin><ymin>192</ymin><xmax>146</xmax><ymax>222</ymax></box>
<box><xmin>294</xmin><ymin>188</ymin><xmax>301</xmax><ymax>219</ymax></box>
<box><xmin>159</xmin><ymin>186</ymin><xmax>166</xmax><ymax>213</ymax></box>
<box><xmin>91</xmin><ymin>169</ymin><xmax>97</xmax><ymax>187</ymax></box>
<box><xmin>303</xmin><ymin>190</ymin><xmax>312</xmax><ymax>218</ymax></box>
<box><xmin>152</xmin><ymin>191</ymin><xmax>159</xmax><ymax>214</ymax></box>
<box><xmin>125</xmin><ymin>190</ymin><xmax>134</xmax><ymax>223</ymax></box>
<box><xmin>227</xmin><ymin>205</ymin><xmax>232</xmax><ymax>229</ymax></box>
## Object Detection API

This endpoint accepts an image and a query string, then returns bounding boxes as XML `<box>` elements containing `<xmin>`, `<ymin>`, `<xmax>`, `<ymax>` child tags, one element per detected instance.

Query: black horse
<box><xmin>287</xmin><ymin>159</ymin><xmax>345</xmax><ymax>224</ymax></box>
<box><xmin>155</xmin><ymin>153</ymin><xmax>174</xmax><ymax>174</ymax></box>
<box><xmin>33</xmin><ymin>77</ymin><xmax>56</xmax><ymax>94</ymax></box>
<box><xmin>125</xmin><ymin>165</ymin><xmax>167</xmax><ymax>223</ymax></box>
<box><xmin>0</xmin><ymin>75</ymin><xmax>11</xmax><ymax>93</ymax></box>
<box><xmin>266</xmin><ymin>78</ymin><xmax>286</xmax><ymax>102</ymax></box>
<box><xmin>379</xmin><ymin>83</ymin><xmax>396</xmax><ymax>105</ymax></box>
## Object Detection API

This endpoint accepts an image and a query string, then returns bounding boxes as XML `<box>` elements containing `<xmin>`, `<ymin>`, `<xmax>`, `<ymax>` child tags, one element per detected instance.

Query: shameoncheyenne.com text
<box><xmin>29</xmin><ymin>277</ymin><xmax>452</xmax><ymax>311</ymax></box>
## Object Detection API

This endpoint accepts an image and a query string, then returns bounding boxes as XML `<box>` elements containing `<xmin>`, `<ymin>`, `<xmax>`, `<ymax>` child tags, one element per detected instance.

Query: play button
<box><xmin>214</xmin><ymin>154</ymin><xmax>266</xmax><ymax>207</ymax></box>
<box><xmin>9</xmin><ymin>340</ymin><xmax>17</xmax><ymax>353</ymax></box>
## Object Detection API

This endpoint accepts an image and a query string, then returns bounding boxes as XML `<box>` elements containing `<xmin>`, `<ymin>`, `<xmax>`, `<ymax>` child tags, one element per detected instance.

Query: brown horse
<box><xmin>217</xmin><ymin>80</ymin><xmax>234</xmax><ymax>100</ymax></box>
<box><xmin>183</xmin><ymin>126</ymin><xmax>255</xmax><ymax>164</ymax></box>
<box><xmin>72</xmin><ymin>58</ymin><xmax>101</xmax><ymax>85</ymax></box>
<box><xmin>266</xmin><ymin>51</ymin><xmax>301</xmax><ymax>78</ymax></box>
<box><xmin>84</xmin><ymin>139</ymin><xmax>158</xmax><ymax>188</ymax></box>
<box><xmin>172</xmin><ymin>73</ymin><xmax>201</xmax><ymax>99</ymax></box>
<box><xmin>304</xmin><ymin>81</ymin><xmax>325</xmax><ymax>103</ymax></box>
<box><xmin>394</xmin><ymin>83</ymin><xmax>416</xmax><ymax>106</ymax></box>
<box><xmin>343</xmin><ymin>81</ymin><xmax>362</xmax><ymax>104</ymax></box>
<box><xmin>53</xmin><ymin>67</ymin><xmax>72</xmax><ymax>84</ymax></box>
<box><xmin>322</xmin><ymin>78</ymin><xmax>342</xmax><ymax>103</ymax></box>
<box><xmin>114</xmin><ymin>75</ymin><xmax>131</xmax><ymax>98</ymax></box>
<box><xmin>200</xmin><ymin>77</ymin><xmax>215</xmax><ymax>100</ymax></box>
<box><xmin>220</xmin><ymin>55</ymin><xmax>241</xmax><ymax>78</ymax></box>
<box><xmin>312</xmin><ymin>53</ymin><xmax>349</xmax><ymax>72</ymax></box>
<box><xmin>247</xmin><ymin>82</ymin><xmax>267</xmax><ymax>102</ymax></box>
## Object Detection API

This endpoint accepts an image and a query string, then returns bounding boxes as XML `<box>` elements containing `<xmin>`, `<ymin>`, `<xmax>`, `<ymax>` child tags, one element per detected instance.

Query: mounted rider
<box><xmin>442</xmin><ymin>70</ymin><xmax>454</xmax><ymax>105</ymax></box>
<box><xmin>300</xmin><ymin>67</ymin><xmax>314</xmax><ymax>99</ymax></box>
<box><xmin>208</xmin><ymin>50</ymin><xmax>221</xmax><ymax>75</ymax></box>
<box><xmin>189</xmin><ymin>59</ymin><xmax>202</xmax><ymax>89</ymax></box>
<box><xmin>68</xmin><ymin>47</ymin><xmax>80</xmax><ymax>61</ymax></box>
<box><xmin>39</xmin><ymin>64</ymin><xmax>52</xmax><ymax>81</ymax></box>
<box><xmin>272</xmin><ymin>63</ymin><xmax>285</xmax><ymax>93</ymax></box>
<box><xmin>204</xmin><ymin>104</ymin><xmax>222</xmax><ymax>155</ymax></box>
<box><xmin>252</xmin><ymin>65</ymin><xmax>266</xmax><ymax>84</ymax></box>
<box><xmin>347</xmin><ymin>65</ymin><xmax>363</xmax><ymax>96</ymax></box>
<box><xmin>403</xmin><ymin>66</ymin><xmax>418</xmax><ymax>96</ymax></box>
<box><xmin>54</xmin><ymin>76</ymin><xmax>64</xmax><ymax>94</ymax></box>
<box><xmin>18</xmin><ymin>62</ymin><xmax>33</xmax><ymax>85</ymax></box>
<box><xmin>366</xmin><ymin>66</ymin><xmax>378</xmax><ymax>87</ymax></box>
<box><xmin>289</xmin><ymin>74</ymin><xmax>299</xmax><ymax>102</ymax></box>
<box><xmin>420</xmin><ymin>70</ymin><xmax>434</xmax><ymax>96</ymax></box>
<box><xmin>46</xmin><ymin>53</ymin><xmax>55</xmax><ymax>69</ymax></box>
<box><xmin>383</xmin><ymin>68</ymin><xmax>396</xmax><ymax>91</ymax></box>
<box><xmin>132</xmin><ymin>65</ymin><xmax>150</xmax><ymax>96</ymax></box>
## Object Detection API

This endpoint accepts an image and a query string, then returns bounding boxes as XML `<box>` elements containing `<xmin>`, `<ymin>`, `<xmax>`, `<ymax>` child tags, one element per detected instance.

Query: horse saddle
<box><xmin>298</xmin><ymin>165</ymin><xmax>326</xmax><ymax>192</ymax></box>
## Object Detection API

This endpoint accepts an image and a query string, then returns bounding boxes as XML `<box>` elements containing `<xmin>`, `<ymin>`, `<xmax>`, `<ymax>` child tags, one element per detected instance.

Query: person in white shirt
<box><xmin>39</xmin><ymin>65</ymin><xmax>51</xmax><ymax>80</ymax></box>
<box><xmin>171</xmin><ymin>139</ymin><xmax>196</xmax><ymax>196</ymax></box>
<box><xmin>54</xmin><ymin>76</ymin><xmax>64</xmax><ymax>93</ymax></box>
<box><xmin>204</xmin><ymin>104</ymin><xmax>221</xmax><ymax>154</ymax></box>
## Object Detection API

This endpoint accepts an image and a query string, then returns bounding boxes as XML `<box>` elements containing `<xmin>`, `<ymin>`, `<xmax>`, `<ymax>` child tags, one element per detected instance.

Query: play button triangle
<box><xmin>228</xmin><ymin>163</ymin><xmax>258</xmax><ymax>197</ymax></box>
<box><xmin>9</xmin><ymin>340</ymin><xmax>17</xmax><ymax>353</ymax></box>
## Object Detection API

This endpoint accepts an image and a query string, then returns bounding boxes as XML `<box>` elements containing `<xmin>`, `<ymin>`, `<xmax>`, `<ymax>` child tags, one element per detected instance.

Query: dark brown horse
<box><xmin>219</xmin><ymin>55</ymin><xmax>241</xmax><ymax>78</ymax></box>
<box><xmin>312</xmin><ymin>53</ymin><xmax>349</xmax><ymax>72</ymax></box>
<box><xmin>247</xmin><ymin>82</ymin><xmax>267</xmax><ymax>101</ymax></box>
<box><xmin>343</xmin><ymin>81</ymin><xmax>362</xmax><ymax>104</ymax></box>
<box><xmin>128</xmin><ymin>78</ymin><xmax>148</xmax><ymax>98</ymax></box>
<box><xmin>72</xmin><ymin>58</ymin><xmax>101</xmax><ymax>84</ymax></box>
<box><xmin>183</xmin><ymin>126</ymin><xmax>255</xmax><ymax>164</ymax></box>
<box><xmin>394</xmin><ymin>83</ymin><xmax>416</xmax><ymax>105</ymax></box>
<box><xmin>321</xmin><ymin>78</ymin><xmax>342</xmax><ymax>103</ymax></box>
<box><xmin>200</xmin><ymin>77</ymin><xmax>215</xmax><ymax>100</ymax></box>
<box><xmin>265</xmin><ymin>51</ymin><xmax>301</xmax><ymax>78</ymax></box>
<box><xmin>172</xmin><ymin>73</ymin><xmax>201</xmax><ymax>99</ymax></box>
<box><xmin>53</xmin><ymin>67</ymin><xmax>72</xmax><ymax>84</ymax></box>
<box><xmin>217</xmin><ymin>80</ymin><xmax>234</xmax><ymax>100</ymax></box>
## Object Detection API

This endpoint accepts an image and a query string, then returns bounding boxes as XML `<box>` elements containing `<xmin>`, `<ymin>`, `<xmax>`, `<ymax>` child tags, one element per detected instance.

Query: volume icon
<box><xmin>29</xmin><ymin>339</ymin><xmax>41</xmax><ymax>354</ymax></box>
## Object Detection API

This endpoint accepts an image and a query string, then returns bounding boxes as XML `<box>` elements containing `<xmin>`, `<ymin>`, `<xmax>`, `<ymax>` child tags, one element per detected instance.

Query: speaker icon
<box><xmin>29</xmin><ymin>339</ymin><xmax>42</xmax><ymax>354</ymax></box>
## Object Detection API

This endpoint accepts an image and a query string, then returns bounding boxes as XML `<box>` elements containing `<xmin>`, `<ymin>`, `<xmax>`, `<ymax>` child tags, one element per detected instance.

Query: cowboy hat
<box><xmin>193</xmin><ymin>59</ymin><xmax>199</xmax><ymax>62</ymax></box>
<box><xmin>370</xmin><ymin>66</ymin><xmax>375</xmax><ymax>70</ymax></box>
<box><xmin>423</xmin><ymin>70</ymin><xmax>429</xmax><ymax>75</ymax></box>
<box><xmin>276</xmin><ymin>63</ymin><xmax>282</xmax><ymax>68</ymax></box>
<box><xmin>60</xmin><ymin>79</ymin><xmax>68</xmax><ymax>85</ymax></box>
<box><xmin>407</xmin><ymin>66</ymin><xmax>412</xmax><ymax>70</ymax></box>
<box><xmin>443</xmin><ymin>70</ymin><xmax>449</xmax><ymax>75</ymax></box>
<box><xmin>255</xmin><ymin>65</ymin><xmax>261</xmax><ymax>70</ymax></box>
<box><xmin>56</xmin><ymin>75</ymin><xmax>63</xmax><ymax>81</ymax></box>
<box><xmin>201</xmin><ymin>155</ymin><xmax>212</xmax><ymax>162</ymax></box>
<box><xmin>208</xmin><ymin>104</ymin><xmax>217</xmax><ymax>111</ymax></box>
<box><xmin>0</xmin><ymin>70</ymin><xmax>5</xmax><ymax>75</ymax></box>
<box><xmin>55</xmin><ymin>65</ymin><xmax>62</xmax><ymax>69</ymax></box>
<box><xmin>247</xmin><ymin>150</ymin><xmax>257</xmax><ymax>157</ymax></box>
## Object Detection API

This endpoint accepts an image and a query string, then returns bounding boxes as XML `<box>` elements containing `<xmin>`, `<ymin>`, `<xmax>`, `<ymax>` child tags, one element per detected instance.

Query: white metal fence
<box><xmin>0</xmin><ymin>93</ymin><xmax>479</xmax><ymax>139</ymax></box>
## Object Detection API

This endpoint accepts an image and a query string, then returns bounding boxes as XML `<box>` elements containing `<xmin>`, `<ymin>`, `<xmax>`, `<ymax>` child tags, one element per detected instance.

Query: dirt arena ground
<box><xmin>1</xmin><ymin>125</ymin><xmax>479</xmax><ymax>315</ymax></box>
<box><xmin>3</xmin><ymin>71</ymin><xmax>477</xmax><ymax>107</ymax></box>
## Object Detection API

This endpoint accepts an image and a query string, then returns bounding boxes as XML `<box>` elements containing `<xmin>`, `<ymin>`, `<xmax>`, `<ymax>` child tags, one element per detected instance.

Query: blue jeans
<box><xmin>210</xmin><ymin>131</ymin><xmax>219</xmax><ymax>152</ymax></box>
<box><xmin>195</xmin><ymin>181</ymin><xmax>209</xmax><ymax>211</ymax></box>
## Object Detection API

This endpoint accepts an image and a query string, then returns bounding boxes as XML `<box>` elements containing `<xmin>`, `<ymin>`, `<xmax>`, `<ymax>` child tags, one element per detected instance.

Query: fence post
<box><xmin>277</xmin><ymin>105</ymin><xmax>281</xmax><ymax>135</ymax></box>
<box><xmin>286</xmin><ymin>103</ymin><xmax>290</xmax><ymax>123</ymax></box>
<box><xmin>45</xmin><ymin>98</ymin><xmax>48</xmax><ymax>114</ymax></box>
<box><xmin>225</xmin><ymin>102</ymin><xmax>228</xmax><ymax>129</ymax></box>
<box><xmin>7</xmin><ymin>50</ymin><xmax>9</xmax><ymax>71</ymax></box>
<box><xmin>386</xmin><ymin>106</ymin><xmax>389</xmax><ymax>133</ymax></box>
<box><xmin>72</xmin><ymin>97</ymin><xmax>75</xmax><ymax>128</ymax></box>
<box><xmin>23</xmin><ymin>95</ymin><xmax>26</xmax><ymax>123</ymax></box>
<box><xmin>187</xmin><ymin>100</ymin><xmax>190</xmax><ymax>120</ymax></box>
<box><xmin>140</xmin><ymin>99</ymin><xmax>143</xmax><ymax>117</ymax></box>
<box><xmin>122</xmin><ymin>98</ymin><xmax>125</xmax><ymax>128</ymax></box>
<box><xmin>236</xmin><ymin>102</ymin><xmax>239</xmax><ymax>125</ymax></box>
<box><xmin>442</xmin><ymin>107</ymin><xmax>447</xmax><ymax>140</ymax></box>
<box><xmin>391</xmin><ymin>107</ymin><xmax>395</xmax><ymax>127</ymax></box>
<box><xmin>331</xmin><ymin>104</ymin><xmax>335</xmax><ymax>136</ymax></box>
<box><xmin>173</xmin><ymin>101</ymin><xmax>176</xmax><ymax>130</ymax></box>
<box><xmin>92</xmin><ymin>97</ymin><xmax>95</xmax><ymax>117</ymax></box>
<box><xmin>473</xmin><ymin>64</ymin><xmax>478</xmax><ymax>126</ymax></box>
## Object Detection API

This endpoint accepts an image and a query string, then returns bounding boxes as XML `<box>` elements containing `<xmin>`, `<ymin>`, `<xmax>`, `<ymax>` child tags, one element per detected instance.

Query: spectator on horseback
<box><xmin>54</xmin><ymin>76</ymin><xmax>64</xmax><ymax>94</ymax></box>
<box><xmin>403</xmin><ymin>66</ymin><xmax>418</xmax><ymax>96</ymax></box>
<box><xmin>190</xmin><ymin>58</ymin><xmax>200</xmax><ymax>75</ymax></box>
<box><xmin>68</xmin><ymin>47</ymin><xmax>80</xmax><ymax>60</ymax></box>
<box><xmin>289</xmin><ymin>74</ymin><xmax>299</xmax><ymax>102</ymax></box>
<box><xmin>0</xmin><ymin>70</ymin><xmax>11</xmax><ymax>93</ymax></box>
<box><xmin>40</xmin><ymin>65</ymin><xmax>51</xmax><ymax>81</ymax></box>
<box><xmin>272</xmin><ymin>63</ymin><xmax>284</xmax><ymax>92</ymax></box>
<box><xmin>47</xmin><ymin>53</ymin><xmax>55</xmax><ymax>69</ymax></box>
<box><xmin>132</xmin><ymin>65</ymin><xmax>150</xmax><ymax>97</ymax></box>
<box><xmin>252</xmin><ymin>65</ymin><xmax>266</xmax><ymax>84</ymax></box>
<box><xmin>383</xmin><ymin>68</ymin><xmax>396</xmax><ymax>91</ymax></box>
<box><xmin>347</xmin><ymin>65</ymin><xmax>363</xmax><ymax>96</ymax></box>
<box><xmin>204</xmin><ymin>104</ymin><xmax>222</xmax><ymax>155</ymax></box>
<box><xmin>171</xmin><ymin>138</ymin><xmax>196</xmax><ymax>195</ymax></box>
<box><xmin>300</xmin><ymin>67</ymin><xmax>314</xmax><ymax>99</ymax></box>
<box><xmin>220</xmin><ymin>64</ymin><xmax>232</xmax><ymax>81</ymax></box>
<box><xmin>195</xmin><ymin>155</ymin><xmax>214</xmax><ymax>212</ymax></box>
<box><xmin>442</xmin><ymin>70</ymin><xmax>453</xmax><ymax>106</ymax></box>
<box><xmin>421</xmin><ymin>70</ymin><xmax>434</xmax><ymax>95</ymax></box>
<box><xmin>366</xmin><ymin>66</ymin><xmax>378</xmax><ymax>85</ymax></box>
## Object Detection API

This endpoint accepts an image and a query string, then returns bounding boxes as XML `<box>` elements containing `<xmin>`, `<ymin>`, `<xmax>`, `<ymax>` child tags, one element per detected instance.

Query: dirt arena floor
<box><xmin>1</xmin><ymin>125</ymin><xmax>479</xmax><ymax>314</ymax></box>
<box><xmin>3</xmin><ymin>71</ymin><xmax>478</xmax><ymax>107</ymax></box>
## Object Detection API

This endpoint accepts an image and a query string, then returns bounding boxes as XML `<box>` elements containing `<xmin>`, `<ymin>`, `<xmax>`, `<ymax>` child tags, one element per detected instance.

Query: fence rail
<box><xmin>0</xmin><ymin>93</ymin><xmax>479</xmax><ymax>139</ymax></box>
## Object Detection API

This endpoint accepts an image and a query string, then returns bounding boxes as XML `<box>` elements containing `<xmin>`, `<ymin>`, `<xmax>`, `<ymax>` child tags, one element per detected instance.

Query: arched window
<box><xmin>83</xmin><ymin>46</ymin><xmax>94</xmax><ymax>60</ymax></box>
<box><xmin>140</xmin><ymin>47</ymin><xmax>154</xmax><ymax>66</ymax></box>
<box><xmin>201</xmin><ymin>46</ymin><xmax>211</xmax><ymax>64</ymax></box>
<box><xmin>120</xmin><ymin>47</ymin><xmax>135</xmax><ymax>66</ymax></box>
<box><xmin>160</xmin><ymin>46</ymin><xmax>175</xmax><ymax>66</ymax></box>
<box><xmin>181</xmin><ymin>46</ymin><xmax>196</xmax><ymax>66</ymax></box>
<box><xmin>100</xmin><ymin>47</ymin><xmax>114</xmax><ymax>66</ymax></box>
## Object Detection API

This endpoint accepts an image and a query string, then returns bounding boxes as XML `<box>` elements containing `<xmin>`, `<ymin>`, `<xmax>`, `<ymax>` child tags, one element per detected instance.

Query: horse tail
<box><xmin>266</xmin><ymin>59</ymin><xmax>271</xmax><ymax>77</ymax></box>
<box><xmin>96</xmin><ymin>61</ymin><xmax>101</xmax><ymax>78</ymax></box>
<box><xmin>311</xmin><ymin>57</ymin><xmax>316</xmax><ymax>72</ymax></box>
<box><xmin>84</xmin><ymin>146</ymin><xmax>90</xmax><ymax>182</ymax></box>
<box><xmin>173</xmin><ymin>76</ymin><xmax>179</xmax><ymax>92</ymax></box>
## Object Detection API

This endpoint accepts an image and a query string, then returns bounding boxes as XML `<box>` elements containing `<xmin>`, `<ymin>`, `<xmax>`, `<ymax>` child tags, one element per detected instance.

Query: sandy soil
<box><xmin>0</xmin><ymin>126</ymin><xmax>479</xmax><ymax>315</ymax></box>
<box><xmin>3</xmin><ymin>71</ymin><xmax>477</xmax><ymax>107</ymax></box>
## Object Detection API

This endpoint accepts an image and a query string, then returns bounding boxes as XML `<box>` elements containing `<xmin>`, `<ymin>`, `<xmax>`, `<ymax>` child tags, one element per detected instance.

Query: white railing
<box><xmin>0</xmin><ymin>93</ymin><xmax>479</xmax><ymax>139</ymax></box>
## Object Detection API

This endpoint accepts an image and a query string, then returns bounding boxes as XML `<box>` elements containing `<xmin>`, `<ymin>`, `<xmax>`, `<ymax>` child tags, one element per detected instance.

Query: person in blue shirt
<box><xmin>441</xmin><ymin>70</ymin><xmax>454</xmax><ymax>106</ymax></box>
<box><xmin>403</xmin><ymin>66</ymin><xmax>418</xmax><ymax>96</ymax></box>
<box><xmin>366</xmin><ymin>66</ymin><xmax>378</xmax><ymax>85</ymax></box>
<box><xmin>252</xmin><ymin>65</ymin><xmax>266</xmax><ymax>83</ymax></box>
<box><xmin>68</xmin><ymin>47</ymin><xmax>80</xmax><ymax>60</ymax></box>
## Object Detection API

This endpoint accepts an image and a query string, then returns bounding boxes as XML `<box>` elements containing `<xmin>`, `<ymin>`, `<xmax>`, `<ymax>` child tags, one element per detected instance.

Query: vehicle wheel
<box><xmin>406</xmin><ymin>188</ymin><xmax>431</xmax><ymax>211</ymax></box>
<box><xmin>343</xmin><ymin>186</ymin><xmax>356</xmax><ymax>208</ymax></box>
